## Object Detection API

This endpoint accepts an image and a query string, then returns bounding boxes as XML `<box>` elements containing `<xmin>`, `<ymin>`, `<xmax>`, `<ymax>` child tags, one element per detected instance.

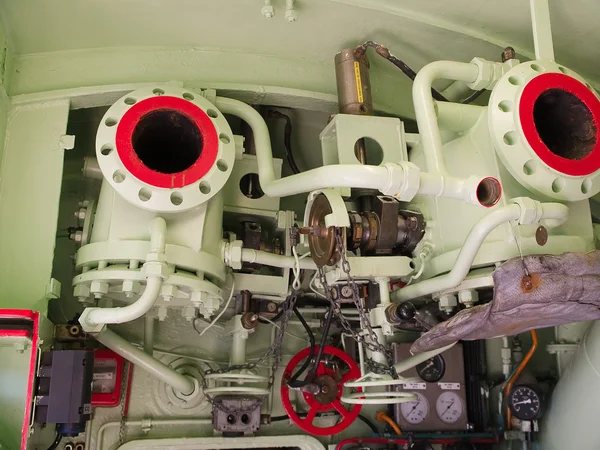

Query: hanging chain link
<box><xmin>201</xmin><ymin>291</ymin><xmax>299</xmax><ymax>413</ymax></box>
<box><xmin>318</xmin><ymin>230</ymin><xmax>398</xmax><ymax>378</ymax></box>
<box><xmin>117</xmin><ymin>361</ymin><xmax>130</xmax><ymax>446</ymax></box>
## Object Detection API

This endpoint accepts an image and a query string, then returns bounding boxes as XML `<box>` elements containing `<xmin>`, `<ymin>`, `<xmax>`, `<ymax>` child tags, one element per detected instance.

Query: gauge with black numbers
<box><xmin>416</xmin><ymin>354</ymin><xmax>445</xmax><ymax>382</ymax></box>
<box><xmin>400</xmin><ymin>392</ymin><xmax>430</xmax><ymax>424</ymax></box>
<box><xmin>508</xmin><ymin>385</ymin><xmax>542</xmax><ymax>420</ymax></box>
<box><xmin>436</xmin><ymin>391</ymin><xmax>464</xmax><ymax>423</ymax></box>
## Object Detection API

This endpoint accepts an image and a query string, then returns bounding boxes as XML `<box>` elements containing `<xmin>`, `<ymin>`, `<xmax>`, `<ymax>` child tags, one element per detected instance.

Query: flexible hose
<box><xmin>45</xmin><ymin>432</ymin><xmax>62</xmax><ymax>450</ymax></box>
<box><xmin>504</xmin><ymin>330</ymin><xmax>538</xmax><ymax>429</ymax></box>
<box><xmin>376</xmin><ymin>411</ymin><xmax>403</xmax><ymax>435</ymax></box>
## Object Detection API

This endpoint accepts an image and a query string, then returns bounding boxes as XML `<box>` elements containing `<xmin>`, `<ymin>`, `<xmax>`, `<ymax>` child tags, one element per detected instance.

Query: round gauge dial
<box><xmin>400</xmin><ymin>392</ymin><xmax>430</xmax><ymax>424</ymax></box>
<box><xmin>416</xmin><ymin>355</ymin><xmax>446</xmax><ymax>382</ymax></box>
<box><xmin>508</xmin><ymin>385</ymin><xmax>542</xmax><ymax>420</ymax></box>
<box><xmin>436</xmin><ymin>391</ymin><xmax>464</xmax><ymax>423</ymax></box>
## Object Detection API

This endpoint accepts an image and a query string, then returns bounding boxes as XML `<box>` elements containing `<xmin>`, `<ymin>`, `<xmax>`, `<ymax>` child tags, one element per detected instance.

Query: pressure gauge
<box><xmin>508</xmin><ymin>385</ymin><xmax>542</xmax><ymax>420</ymax></box>
<box><xmin>436</xmin><ymin>391</ymin><xmax>464</xmax><ymax>423</ymax></box>
<box><xmin>400</xmin><ymin>392</ymin><xmax>430</xmax><ymax>424</ymax></box>
<box><xmin>416</xmin><ymin>354</ymin><xmax>445</xmax><ymax>382</ymax></box>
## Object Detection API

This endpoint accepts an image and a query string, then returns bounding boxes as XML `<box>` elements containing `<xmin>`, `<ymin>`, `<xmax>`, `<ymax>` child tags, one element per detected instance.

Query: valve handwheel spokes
<box><xmin>280</xmin><ymin>345</ymin><xmax>362</xmax><ymax>436</ymax></box>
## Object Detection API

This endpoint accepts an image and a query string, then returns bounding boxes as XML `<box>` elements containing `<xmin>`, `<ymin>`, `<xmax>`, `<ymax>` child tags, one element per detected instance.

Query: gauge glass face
<box><xmin>400</xmin><ymin>392</ymin><xmax>430</xmax><ymax>424</ymax></box>
<box><xmin>416</xmin><ymin>354</ymin><xmax>446</xmax><ymax>382</ymax></box>
<box><xmin>436</xmin><ymin>391</ymin><xmax>463</xmax><ymax>423</ymax></box>
<box><xmin>509</xmin><ymin>386</ymin><xmax>542</xmax><ymax>420</ymax></box>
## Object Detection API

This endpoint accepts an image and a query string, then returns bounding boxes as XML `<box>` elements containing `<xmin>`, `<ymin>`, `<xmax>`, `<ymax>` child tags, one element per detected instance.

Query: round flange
<box><xmin>489</xmin><ymin>61</ymin><xmax>600</xmax><ymax>201</ymax></box>
<box><xmin>152</xmin><ymin>356</ymin><xmax>210</xmax><ymax>415</ymax></box>
<box><xmin>307</xmin><ymin>194</ymin><xmax>339</xmax><ymax>267</ymax></box>
<box><xmin>96</xmin><ymin>86</ymin><xmax>236</xmax><ymax>212</ymax></box>
<box><xmin>280</xmin><ymin>345</ymin><xmax>362</xmax><ymax>436</ymax></box>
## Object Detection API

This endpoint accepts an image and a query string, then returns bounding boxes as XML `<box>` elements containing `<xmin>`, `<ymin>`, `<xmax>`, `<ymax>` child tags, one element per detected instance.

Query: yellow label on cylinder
<box><xmin>354</xmin><ymin>61</ymin><xmax>364</xmax><ymax>104</ymax></box>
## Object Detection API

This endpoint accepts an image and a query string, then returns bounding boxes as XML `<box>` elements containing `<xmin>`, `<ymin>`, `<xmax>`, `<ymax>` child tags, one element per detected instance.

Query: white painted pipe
<box><xmin>540</xmin><ymin>322</ymin><xmax>600</xmax><ymax>449</ymax></box>
<box><xmin>413</xmin><ymin>61</ymin><xmax>480</xmax><ymax>174</ymax></box>
<box><xmin>144</xmin><ymin>315</ymin><xmax>155</xmax><ymax>355</ymax></box>
<box><xmin>95</xmin><ymin>327</ymin><xmax>195</xmax><ymax>394</ymax></box>
<box><xmin>435</xmin><ymin>101</ymin><xmax>484</xmax><ymax>132</ymax></box>
<box><xmin>83</xmin><ymin>276</ymin><xmax>162</xmax><ymax>327</ymax></box>
<box><xmin>215</xmin><ymin>96</ymin><xmax>497</xmax><ymax>207</ymax></box>
<box><xmin>241</xmin><ymin>248</ymin><xmax>317</xmax><ymax>270</ymax></box>
<box><xmin>81</xmin><ymin>217</ymin><xmax>167</xmax><ymax>328</ymax></box>
<box><xmin>230</xmin><ymin>328</ymin><xmax>248</xmax><ymax>366</ymax></box>
<box><xmin>419</xmin><ymin>173</ymin><xmax>501</xmax><ymax>208</ymax></box>
<box><xmin>392</xmin><ymin>202</ymin><xmax>569</xmax><ymax>302</ymax></box>
<box><xmin>376</xmin><ymin>277</ymin><xmax>391</xmax><ymax>307</ymax></box>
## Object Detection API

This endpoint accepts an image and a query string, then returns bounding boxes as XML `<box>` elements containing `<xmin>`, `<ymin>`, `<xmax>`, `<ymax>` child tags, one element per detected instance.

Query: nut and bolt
<box><xmin>241</xmin><ymin>312</ymin><xmax>259</xmax><ymax>330</ymax></box>
<box><xmin>266</xmin><ymin>302</ymin><xmax>278</xmax><ymax>313</ymax></box>
<box><xmin>501</xmin><ymin>46</ymin><xmax>516</xmax><ymax>62</ymax></box>
<box><xmin>299</xmin><ymin>226</ymin><xmax>329</xmax><ymax>238</ymax></box>
<box><xmin>341</xmin><ymin>285</ymin><xmax>353</xmax><ymax>298</ymax></box>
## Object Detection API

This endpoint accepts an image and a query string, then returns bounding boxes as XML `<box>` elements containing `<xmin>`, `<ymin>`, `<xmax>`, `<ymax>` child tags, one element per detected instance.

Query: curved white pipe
<box><xmin>95</xmin><ymin>327</ymin><xmax>195</xmax><ymax>394</ymax></box>
<box><xmin>394</xmin><ymin>343</ymin><xmax>456</xmax><ymax>374</ymax></box>
<box><xmin>413</xmin><ymin>61</ymin><xmax>480</xmax><ymax>174</ymax></box>
<box><xmin>83</xmin><ymin>276</ymin><xmax>162</xmax><ymax>327</ymax></box>
<box><xmin>80</xmin><ymin>217</ymin><xmax>167</xmax><ymax>329</ymax></box>
<box><xmin>241</xmin><ymin>248</ymin><xmax>317</xmax><ymax>270</ymax></box>
<box><xmin>392</xmin><ymin>201</ymin><xmax>569</xmax><ymax>302</ymax></box>
<box><xmin>215</xmin><ymin>96</ymin><xmax>500</xmax><ymax>207</ymax></box>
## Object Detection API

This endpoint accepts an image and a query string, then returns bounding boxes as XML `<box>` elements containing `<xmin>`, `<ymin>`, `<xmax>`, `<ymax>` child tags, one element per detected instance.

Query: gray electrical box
<box><xmin>393</xmin><ymin>343</ymin><xmax>468</xmax><ymax>431</ymax></box>
<box><xmin>35</xmin><ymin>350</ymin><xmax>94</xmax><ymax>428</ymax></box>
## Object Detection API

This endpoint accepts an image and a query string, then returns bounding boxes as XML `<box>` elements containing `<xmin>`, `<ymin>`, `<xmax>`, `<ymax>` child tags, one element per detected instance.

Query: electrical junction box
<box><xmin>393</xmin><ymin>343</ymin><xmax>468</xmax><ymax>431</ymax></box>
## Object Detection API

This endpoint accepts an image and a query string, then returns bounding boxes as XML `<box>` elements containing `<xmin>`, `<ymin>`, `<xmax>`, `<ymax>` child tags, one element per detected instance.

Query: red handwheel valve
<box><xmin>280</xmin><ymin>345</ymin><xmax>362</xmax><ymax>436</ymax></box>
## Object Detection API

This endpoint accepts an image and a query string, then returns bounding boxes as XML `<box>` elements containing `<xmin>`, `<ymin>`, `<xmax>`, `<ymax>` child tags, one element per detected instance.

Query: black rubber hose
<box><xmin>461</xmin><ymin>89</ymin><xmax>485</xmax><ymax>104</ymax></box>
<box><xmin>45</xmin><ymin>432</ymin><xmax>63</xmax><ymax>450</ymax></box>
<box><xmin>306</xmin><ymin>307</ymin><xmax>334</xmax><ymax>380</ymax></box>
<box><xmin>268</xmin><ymin>110</ymin><xmax>301</xmax><ymax>174</ymax></box>
<box><xmin>286</xmin><ymin>306</ymin><xmax>316</xmax><ymax>385</ymax></box>
<box><xmin>355</xmin><ymin>41</ymin><xmax>449</xmax><ymax>102</ymax></box>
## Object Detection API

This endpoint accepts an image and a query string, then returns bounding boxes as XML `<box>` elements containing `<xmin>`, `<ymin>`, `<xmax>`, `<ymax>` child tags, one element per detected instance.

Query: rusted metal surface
<box><xmin>306</xmin><ymin>194</ymin><xmax>339</xmax><ymax>267</ymax></box>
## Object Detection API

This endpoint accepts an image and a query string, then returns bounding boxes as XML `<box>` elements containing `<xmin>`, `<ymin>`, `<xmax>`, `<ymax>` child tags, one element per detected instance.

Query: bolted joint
<box><xmin>78</xmin><ymin>310</ymin><xmax>108</xmax><ymax>333</ymax></box>
<box><xmin>224</xmin><ymin>240</ymin><xmax>243</xmax><ymax>270</ymax></box>
<box><xmin>438</xmin><ymin>294</ymin><xmax>457</xmax><ymax>314</ymax></box>
<box><xmin>261</xmin><ymin>3</ymin><xmax>274</xmax><ymax>18</ymax></box>
<box><xmin>241</xmin><ymin>312</ymin><xmax>259</xmax><ymax>330</ymax></box>
<box><xmin>467</xmin><ymin>57</ymin><xmax>511</xmax><ymax>91</ymax></box>
<box><xmin>142</xmin><ymin>261</ymin><xmax>172</xmax><ymax>280</ymax></box>
<box><xmin>122</xmin><ymin>280</ymin><xmax>141</xmax><ymax>298</ymax></box>
<box><xmin>90</xmin><ymin>280</ymin><xmax>109</xmax><ymax>299</ymax></box>
<box><xmin>458</xmin><ymin>289</ymin><xmax>479</xmax><ymax>308</ymax></box>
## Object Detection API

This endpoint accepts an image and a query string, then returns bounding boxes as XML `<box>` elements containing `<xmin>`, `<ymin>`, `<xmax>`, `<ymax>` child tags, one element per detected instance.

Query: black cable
<box><xmin>286</xmin><ymin>307</ymin><xmax>333</xmax><ymax>388</ymax></box>
<box><xmin>461</xmin><ymin>89</ymin><xmax>486</xmax><ymax>105</ymax></box>
<box><xmin>357</xmin><ymin>414</ymin><xmax>379</xmax><ymax>434</ymax></box>
<box><xmin>355</xmin><ymin>41</ymin><xmax>449</xmax><ymax>102</ymax></box>
<box><xmin>268</xmin><ymin>110</ymin><xmax>301</xmax><ymax>174</ymax></box>
<box><xmin>45</xmin><ymin>432</ymin><xmax>63</xmax><ymax>450</ymax></box>
<box><xmin>287</xmin><ymin>307</ymin><xmax>316</xmax><ymax>386</ymax></box>
<box><xmin>306</xmin><ymin>307</ymin><xmax>334</xmax><ymax>380</ymax></box>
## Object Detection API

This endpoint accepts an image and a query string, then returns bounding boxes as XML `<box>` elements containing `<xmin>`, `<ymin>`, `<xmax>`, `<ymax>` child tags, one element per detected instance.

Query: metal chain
<box><xmin>317</xmin><ymin>231</ymin><xmax>397</xmax><ymax>378</ymax></box>
<box><xmin>201</xmin><ymin>291</ymin><xmax>299</xmax><ymax>413</ymax></box>
<box><xmin>117</xmin><ymin>361</ymin><xmax>130</xmax><ymax>446</ymax></box>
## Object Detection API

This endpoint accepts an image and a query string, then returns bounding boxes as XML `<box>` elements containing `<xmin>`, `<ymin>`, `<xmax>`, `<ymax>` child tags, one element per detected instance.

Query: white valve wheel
<box><xmin>489</xmin><ymin>60</ymin><xmax>600</xmax><ymax>201</ymax></box>
<box><xmin>96</xmin><ymin>86</ymin><xmax>236</xmax><ymax>212</ymax></box>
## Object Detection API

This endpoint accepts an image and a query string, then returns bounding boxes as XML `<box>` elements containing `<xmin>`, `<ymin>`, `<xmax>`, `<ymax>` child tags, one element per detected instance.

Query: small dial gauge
<box><xmin>416</xmin><ymin>354</ymin><xmax>446</xmax><ymax>382</ymax></box>
<box><xmin>436</xmin><ymin>391</ymin><xmax>464</xmax><ymax>423</ymax></box>
<box><xmin>508</xmin><ymin>385</ymin><xmax>542</xmax><ymax>420</ymax></box>
<box><xmin>400</xmin><ymin>392</ymin><xmax>430</xmax><ymax>424</ymax></box>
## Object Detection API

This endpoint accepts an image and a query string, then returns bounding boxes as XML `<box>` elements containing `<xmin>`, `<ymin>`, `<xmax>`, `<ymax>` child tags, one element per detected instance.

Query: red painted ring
<box><xmin>280</xmin><ymin>345</ymin><xmax>362</xmax><ymax>436</ymax></box>
<box><xmin>519</xmin><ymin>72</ymin><xmax>600</xmax><ymax>177</ymax></box>
<box><xmin>115</xmin><ymin>96</ymin><xmax>219</xmax><ymax>188</ymax></box>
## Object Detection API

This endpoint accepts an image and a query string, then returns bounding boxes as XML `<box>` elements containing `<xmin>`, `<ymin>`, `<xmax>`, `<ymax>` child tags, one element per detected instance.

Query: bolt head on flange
<box><xmin>96</xmin><ymin>86</ymin><xmax>236</xmax><ymax>212</ymax></box>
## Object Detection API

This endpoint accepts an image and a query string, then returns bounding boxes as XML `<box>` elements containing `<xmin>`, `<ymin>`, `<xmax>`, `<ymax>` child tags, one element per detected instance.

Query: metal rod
<box><xmin>95</xmin><ymin>327</ymin><xmax>195</xmax><ymax>394</ymax></box>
